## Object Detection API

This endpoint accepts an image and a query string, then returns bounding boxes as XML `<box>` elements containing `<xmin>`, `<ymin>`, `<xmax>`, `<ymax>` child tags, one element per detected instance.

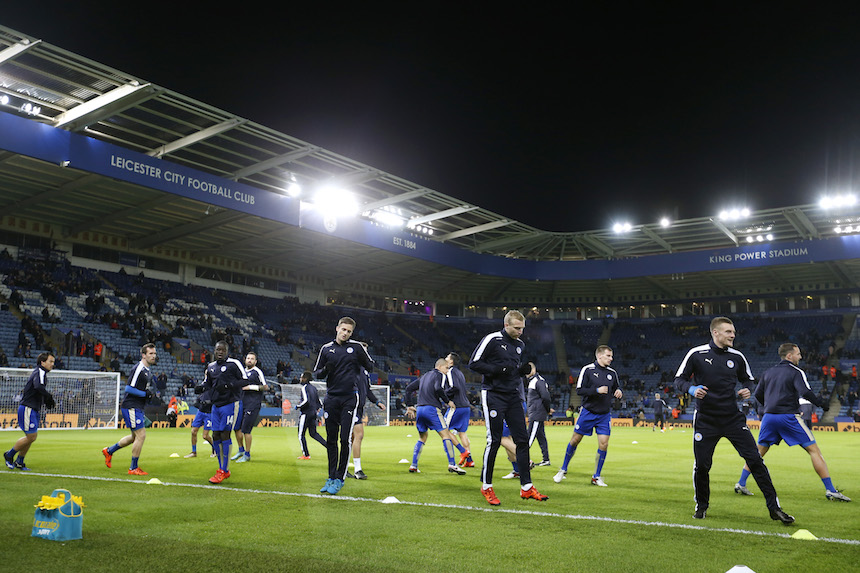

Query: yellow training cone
<box><xmin>791</xmin><ymin>529</ymin><xmax>817</xmax><ymax>540</ymax></box>
<box><xmin>146</xmin><ymin>478</ymin><xmax>163</xmax><ymax>485</ymax></box>
<box><xmin>169</xmin><ymin>453</ymin><xmax>180</xmax><ymax>458</ymax></box>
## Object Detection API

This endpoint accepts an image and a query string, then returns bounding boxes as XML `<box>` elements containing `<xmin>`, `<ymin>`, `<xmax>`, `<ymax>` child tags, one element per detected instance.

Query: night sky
<box><xmin>5</xmin><ymin>5</ymin><xmax>860</xmax><ymax>232</ymax></box>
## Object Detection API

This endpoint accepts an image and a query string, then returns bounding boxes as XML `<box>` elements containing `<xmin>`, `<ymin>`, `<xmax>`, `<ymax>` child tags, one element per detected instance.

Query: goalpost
<box><xmin>278</xmin><ymin>382</ymin><xmax>390</xmax><ymax>427</ymax></box>
<box><xmin>0</xmin><ymin>368</ymin><xmax>121</xmax><ymax>431</ymax></box>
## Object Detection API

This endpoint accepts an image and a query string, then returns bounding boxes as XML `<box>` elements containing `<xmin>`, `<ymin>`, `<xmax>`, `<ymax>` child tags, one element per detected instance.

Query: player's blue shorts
<box><xmin>416</xmin><ymin>405</ymin><xmax>447</xmax><ymax>433</ymax></box>
<box><xmin>211</xmin><ymin>402</ymin><xmax>240</xmax><ymax>432</ymax></box>
<box><xmin>445</xmin><ymin>407</ymin><xmax>470</xmax><ymax>433</ymax></box>
<box><xmin>121</xmin><ymin>407</ymin><xmax>146</xmax><ymax>431</ymax></box>
<box><xmin>17</xmin><ymin>405</ymin><xmax>39</xmax><ymax>434</ymax></box>
<box><xmin>191</xmin><ymin>410</ymin><xmax>211</xmax><ymax>429</ymax></box>
<box><xmin>574</xmin><ymin>407</ymin><xmax>611</xmax><ymax>436</ymax></box>
<box><xmin>757</xmin><ymin>413</ymin><xmax>815</xmax><ymax>447</ymax></box>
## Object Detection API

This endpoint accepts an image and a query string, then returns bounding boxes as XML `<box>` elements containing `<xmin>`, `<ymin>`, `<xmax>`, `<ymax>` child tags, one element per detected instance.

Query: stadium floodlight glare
<box><xmin>371</xmin><ymin>209</ymin><xmax>406</xmax><ymax>228</ymax></box>
<box><xmin>612</xmin><ymin>222</ymin><xmax>633</xmax><ymax>233</ymax></box>
<box><xmin>659</xmin><ymin>217</ymin><xmax>671</xmax><ymax>228</ymax></box>
<box><xmin>284</xmin><ymin>173</ymin><xmax>301</xmax><ymax>197</ymax></box>
<box><xmin>312</xmin><ymin>186</ymin><xmax>358</xmax><ymax>217</ymax></box>
<box><xmin>819</xmin><ymin>193</ymin><xmax>857</xmax><ymax>209</ymax></box>
<box><xmin>718</xmin><ymin>207</ymin><xmax>751</xmax><ymax>221</ymax></box>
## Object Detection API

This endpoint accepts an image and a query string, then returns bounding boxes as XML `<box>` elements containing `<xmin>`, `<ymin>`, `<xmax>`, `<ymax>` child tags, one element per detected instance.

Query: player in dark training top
<box><xmin>4</xmin><ymin>352</ymin><xmax>55</xmax><ymax>471</ymax></box>
<box><xmin>674</xmin><ymin>317</ymin><xmax>795</xmax><ymax>524</ymax></box>
<box><xmin>234</xmin><ymin>352</ymin><xmax>268</xmax><ymax>463</ymax></box>
<box><xmin>734</xmin><ymin>343</ymin><xmax>850</xmax><ymax>502</ymax></box>
<box><xmin>203</xmin><ymin>340</ymin><xmax>247</xmax><ymax>484</ymax></box>
<box><xmin>102</xmin><ymin>343</ymin><xmax>158</xmax><ymax>475</ymax></box>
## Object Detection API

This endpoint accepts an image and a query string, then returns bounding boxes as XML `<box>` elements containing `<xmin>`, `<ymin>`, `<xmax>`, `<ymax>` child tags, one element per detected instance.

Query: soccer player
<box><xmin>313</xmin><ymin>316</ymin><xmax>374</xmax><ymax>495</ymax></box>
<box><xmin>527</xmin><ymin>370</ymin><xmax>553</xmax><ymax>466</ymax></box>
<box><xmin>4</xmin><ymin>352</ymin><xmax>55</xmax><ymax>471</ymax></box>
<box><xmin>470</xmin><ymin>310</ymin><xmax>548</xmax><ymax>505</ymax></box>
<box><xmin>102</xmin><ymin>343</ymin><xmax>158</xmax><ymax>476</ymax></box>
<box><xmin>297</xmin><ymin>371</ymin><xmax>327</xmax><ymax>459</ymax></box>
<box><xmin>444</xmin><ymin>352</ymin><xmax>474</xmax><ymax>467</ymax></box>
<box><xmin>234</xmin><ymin>352</ymin><xmax>268</xmax><ymax>463</ymax></box>
<box><xmin>348</xmin><ymin>365</ymin><xmax>385</xmax><ymax>479</ymax></box>
<box><xmin>734</xmin><ymin>343</ymin><xmax>850</xmax><ymax>502</ymax></box>
<box><xmin>553</xmin><ymin>345</ymin><xmax>621</xmax><ymax>487</ymax></box>
<box><xmin>202</xmin><ymin>340</ymin><xmax>247</xmax><ymax>484</ymax></box>
<box><xmin>653</xmin><ymin>393</ymin><xmax>668</xmax><ymax>432</ymax></box>
<box><xmin>184</xmin><ymin>380</ymin><xmax>215</xmax><ymax>458</ymax></box>
<box><xmin>674</xmin><ymin>316</ymin><xmax>795</xmax><ymax>524</ymax></box>
<box><xmin>404</xmin><ymin>358</ymin><xmax>467</xmax><ymax>475</ymax></box>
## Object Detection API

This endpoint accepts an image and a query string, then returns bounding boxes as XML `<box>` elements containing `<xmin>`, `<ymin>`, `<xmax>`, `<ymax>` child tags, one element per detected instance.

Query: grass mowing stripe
<box><xmin>6</xmin><ymin>470</ymin><xmax>857</xmax><ymax>547</ymax></box>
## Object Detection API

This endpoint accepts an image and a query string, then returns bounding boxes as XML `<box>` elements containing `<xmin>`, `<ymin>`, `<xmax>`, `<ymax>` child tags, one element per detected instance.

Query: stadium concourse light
<box><xmin>819</xmin><ymin>193</ymin><xmax>857</xmax><ymax>209</ymax></box>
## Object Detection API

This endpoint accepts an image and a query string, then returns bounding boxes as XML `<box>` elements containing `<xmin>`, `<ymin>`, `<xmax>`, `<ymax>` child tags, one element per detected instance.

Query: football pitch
<box><xmin>1</xmin><ymin>424</ymin><xmax>857</xmax><ymax>573</ymax></box>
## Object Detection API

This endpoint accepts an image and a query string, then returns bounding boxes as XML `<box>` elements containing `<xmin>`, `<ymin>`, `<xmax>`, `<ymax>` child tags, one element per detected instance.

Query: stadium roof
<box><xmin>1</xmin><ymin>24</ymin><xmax>859</xmax><ymax>308</ymax></box>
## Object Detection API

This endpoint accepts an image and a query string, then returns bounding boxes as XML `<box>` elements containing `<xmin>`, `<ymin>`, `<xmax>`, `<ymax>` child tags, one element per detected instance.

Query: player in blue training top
<box><xmin>102</xmin><ymin>343</ymin><xmax>158</xmax><ymax>476</ymax></box>
<box><xmin>734</xmin><ymin>343</ymin><xmax>850</xmax><ymax>502</ymax></box>
<box><xmin>554</xmin><ymin>345</ymin><xmax>622</xmax><ymax>486</ymax></box>
<box><xmin>4</xmin><ymin>352</ymin><xmax>55</xmax><ymax>471</ymax></box>
<box><xmin>527</xmin><ymin>370</ymin><xmax>554</xmax><ymax>467</ymax></box>
<box><xmin>444</xmin><ymin>352</ymin><xmax>474</xmax><ymax>467</ymax></box>
<box><xmin>675</xmin><ymin>316</ymin><xmax>794</xmax><ymax>524</ymax></box>
<box><xmin>234</xmin><ymin>351</ymin><xmax>268</xmax><ymax>463</ymax></box>
<box><xmin>202</xmin><ymin>340</ymin><xmax>247</xmax><ymax>484</ymax></box>
<box><xmin>404</xmin><ymin>358</ymin><xmax>466</xmax><ymax>475</ymax></box>
<box><xmin>313</xmin><ymin>316</ymin><xmax>374</xmax><ymax>495</ymax></box>
<box><xmin>470</xmin><ymin>310</ymin><xmax>547</xmax><ymax>506</ymax></box>
<box><xmin>297</xmin><ymin>371</ymin><xmax>327</xmax><ymax>459</ymax></box>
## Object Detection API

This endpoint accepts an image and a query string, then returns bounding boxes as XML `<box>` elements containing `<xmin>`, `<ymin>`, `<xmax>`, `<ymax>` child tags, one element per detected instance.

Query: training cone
<box><xmin>169</xmin><ymin>453</ymin><xmax>180</xmax><ymax>458</ymax></box>
<box><xmin>381</xmin><ymin>496</ymin><xmax>401</xmax><ymax>504</ymax></box>
<box><xmin>791</xmin><ymin>529</ymin><xmax>817</xmax><ymax>540</ymax></box>
<box><xmin>146</xmin><ymin>478</ymin><xmax>163</xmax><ymax>485</ymax></box>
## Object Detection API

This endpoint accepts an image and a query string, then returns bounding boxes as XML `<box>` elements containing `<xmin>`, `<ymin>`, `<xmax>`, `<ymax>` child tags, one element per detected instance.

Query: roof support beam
<box><xmin>230</xmin><ymin>145</ymin><xmax>320</xmax><ymax>179</ymax></box>
<box><xmin>53</xmin><ymin>82</ymin><xmax>161</xmax><ymax>131</ymax></box>
<box><xmin>437</xmin><ymin>219</ymin><xmax>510</xmax><ymax>241</ymax></box>
<box><xmin>407</xmin><ymin>205</ymin><xmax>477</xmax><ymax>227</ymax></box>
<box><xmin>710</xmin><ymin>218</ymin><xmax>739</xmax><ymax>246</ymax></box>
<box><xmin>150</xmin><ymin>119</ymin><xmax>247</xmax><ymax>158</ymax></box>
<box><xmin>361</xmin><ymin>189</ymin><xmax>429</xmax><ymax>212</ymax></box>
<box><xmin>0</xmin><ymin>39</ymin><xmax>41</xmax><ymax>65</ymax></box>
<box><xmin>641</xmin><ymin>226</ymin><xmax>674</xmax><ymax>253</ymax></box>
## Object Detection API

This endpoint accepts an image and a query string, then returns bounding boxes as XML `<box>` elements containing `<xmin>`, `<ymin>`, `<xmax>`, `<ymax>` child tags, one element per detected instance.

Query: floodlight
<box><xmin>312</xmin><ymin>186</ymin><xmax>358</xmax><ymax>217</ymax></box>
<box><xmin>659</xmin><ymin>217</ymin><xmax>671</xmax><ymax>228</ymax></box>
<box><xmin>819</xmin><ymin>193</ymin><xmax>857</xmax><ymax>209</ymax></box>
<box><xmin>612</xmin><ymin>222</ymin><xmax>632</xmax><ymax>233</ymax></box>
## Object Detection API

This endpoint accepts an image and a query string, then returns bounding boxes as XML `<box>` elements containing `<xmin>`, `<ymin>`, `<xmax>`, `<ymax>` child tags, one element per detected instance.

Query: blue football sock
<box><xmin>221</xmin><ymin>440</ymin><xmax>232</xmax><ymax>471</ymax></box>
<box><xmin>593</xmin><ymin>448</ymin><xmax>607</xmax><ymax>478</ymax></box>
<box><xmin>455</xmin><ymin>443</ymin><xmax>466</xmax><ymax>454</ymax></box>
<box><xmin>191</xmin><ymin>444</ymin><xmax>197</xmax><ymax>453</ymax></box>
<box><xmin>823</xmin><ymin>477</ymin><xmax>834</xmax><ymax>491</ymax></box>
<box><xmin>412</xmin><ymin>441</ymin><xmax>424</xmax><ymax>467</ymax></box>
<box><xmin>237</xmin><ymin>447</ymin><xmax>245</xmax><ymax>454</ymax></box>
<box><xmin>213</xmin><ymin>440</ymin><xmax>222</xmax><ymax>466</ymax></box>
<box><xmin>561</xmin><ymin>443</ymin><xmax>577</xmax><ymax>471</ymax></box>
<box><xmin>443</xmin><ymin>439</ymin><xmax>455</xmax><ymax>465</ymax></box>
<box><xmin>511</xmin><ymin>461</ymin><xmax>519</xmax><ymax>473</ymax></box>
<box><xmin>130</xmin><ymin>456</ymin><xmax>139</xmax><ymax>470</ymax></box>
<box><xmin>738</xmin><ymin>468</ymin><xmax>751</xmax><ymax>487</ymax></box>
<box><xmin>108</xmin><ymin>443</ymin><xmax>121</xmax><ymax>455</ymax></box>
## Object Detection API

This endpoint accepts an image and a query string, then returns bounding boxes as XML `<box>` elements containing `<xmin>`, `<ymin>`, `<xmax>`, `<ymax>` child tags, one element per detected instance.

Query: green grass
<box><xmin>0</xmin><ymin>424</ymin><xmax>857</xmax><ymax>572</ymax></box>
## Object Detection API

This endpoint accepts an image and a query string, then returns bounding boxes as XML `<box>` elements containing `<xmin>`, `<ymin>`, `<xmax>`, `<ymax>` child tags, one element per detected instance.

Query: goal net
<box><xmin>0</xmin><ymin>368</ymin><xmax>120</xmax><ymax>431</ymax></box>
<box><xmin>278</xmin><ymin>382</ymin><xmax>390</xmax><ymax>427</ymax></box>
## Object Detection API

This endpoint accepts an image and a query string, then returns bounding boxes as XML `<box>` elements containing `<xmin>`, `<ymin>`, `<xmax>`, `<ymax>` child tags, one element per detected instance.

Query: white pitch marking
<box><xmin>4</xmin><ymin>471</ymin><xmax>857</xmax><ymax>546</ymax></box>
